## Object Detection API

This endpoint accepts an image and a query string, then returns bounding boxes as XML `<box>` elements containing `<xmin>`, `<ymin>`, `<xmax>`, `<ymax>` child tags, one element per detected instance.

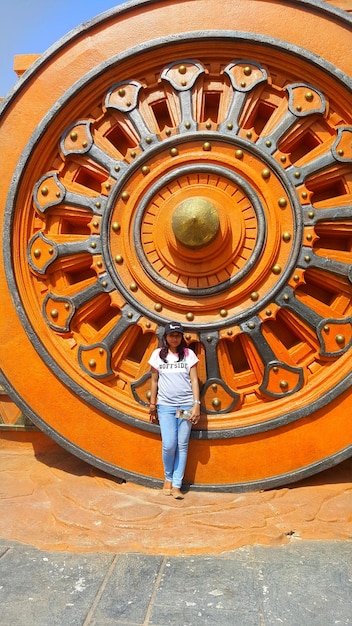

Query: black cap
<box><xmin>164</xmin><ymin>321</ymin><xmax>184</xmax><ymax>335</ymax></box>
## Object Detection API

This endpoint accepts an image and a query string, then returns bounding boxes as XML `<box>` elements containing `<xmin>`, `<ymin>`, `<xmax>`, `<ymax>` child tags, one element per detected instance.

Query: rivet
<box><xmin>248</xmin><ymin>322</ymin><xmax>255</xmax><ymax>329</ymax></box>
<box><xmin>146</xmin><ymin>390</ymin><xmax>151</xmax><ymax>400</ymax></box>
<box><xmin>283</xmin><ymin>294</ymin><xmax>290</xmax><ymax>302</ymax></box>
<box><xmin>99</xmin><ymin>348</ymin><xmax>104</xmax><ymax>355</ymax></box>
<box><xmin>56</xmin><ymin>191</ymin><xmax>61</xmax><ymax>197</ymax></box>
<box><xmin>130</xmin><ymin>282</ymin><xmax>138</xmax><ymax>292</ymax></box>
<box><xmin>337</xmin><ymin>149</ymin><xmax>344</xmax><ymax>156</ymax></box>
<box><xmin>154</xmin><ymin>303</ymin><xmax>162</xmax><ymax>312</ymax></box>
<box><xmin>127</xmin><ymin>312</ymin><xmax>133</xmax><ymax>319</ymax></box>
<box><xmin>207</xmin><ymin>336</ymin><xmax>212</xmax><ymax>343</ymax></box>
<box><xmin>114</xmin><ymin>165</ymin><xmax>120</xmax><ymax>172</ymax></box>
<box><xmin>90</xmin><ymin>242</ymin><xmax>97</xmax><ymax>249</ymax></box>
<box><xmin>293</xmin><ymin>274</ymin><xmax>299</xmax><ymax>282</ymax></box>
<box><xmin>178</xmin><ymin>65</ymin><xmax>187</xmax><ymax>74</ymax></box>
<box><xmin>301</xmin><ymin>191</ymin><xmax>308</xmax><ymax>199</ymax></box>
<box><xmin>82</xmin><ymin>141</ymin><xmax>88</xmax><ymax>148</ymax></box>
<box><xmin>96</xmin><ymin>261</ymin><xmax>103</xmax><ymax>268</ymax></box>
<box><xmin>203</xmin><ymin>142</ymin><xmax>211</xmax><ymax>151</ymax></box>
<box><xmin>146</xmin><ymin>322</ymin><xmax>151</xmax><ymax>328</ymax></box>
<box><xmin>33</xmin><ymin>249</ymin><xmax>41</xmax><ymax>259</ymax></box>
<box><xmin>227</xmin><ymin>123</ymin><xmax>233</xmax><ymax>130</ymax></box>
<box><xmin>335</xmin><ymin>334</ymin><xmax>345</xmax><ymax>345</ymax></box>
<box><xmin>118</xmin><ymin>88</ymin><xmax>125</xmax><ymax>97</ymax></box>
<box><xmin>126</xmin><ymin>101</ymin><xmax>132</xmax><ymax>107</ymax></box>
<box><xmin>296</xmin><ymin>105</ymin><xmax>302</xmax><ymax>112</ymax></box>
<box><xmin>266</xmin><ymin>309</ymin><xmax>272</xmax><ymax>316</ymax></box>
<box><xmin>92</xmin><ymin>221</ymin><xmax>99</xmax><ymax>228</ymax></box>
<box><xmin>323</xmin><ymin>325</ymin><xmax>330</xmax><ymax>332</ymax></box>
<box><xmin>243</xmin><ymin>66</ymin><xmax>252</xmax><ymax>76</ymax></box>
<box><xmin>130</xmin><ymin>150</ymin><xmax>136</xmax><ymax>157</ymax></box>
<box><xmin>165</xmin><ymin>129</ymin><xmax>171</xmax><ymax>136</ymax></box>
<box><xmin>220</xmin><ymin>309</ymin><xmax>228</xmax><ymax>317</ymax></box>
<box><xmin>250</xmin><ymin>292</ymin><xmax>259</xmax><ymax>301</ymax></box>
<box><xmin>50</xmin><ymin>309</ymin><xmax>58</xmax><ymax>319</ymax></box>
<box><xmin>306</xmin><ymin>234</ymin><xmax>313</xmax><ymax>241</ymax></box>
<box><xmin>170</xmin><ymin>148</ymin><xmax>179</xmax><ymax>157</ymax></box>
<box><xmin>278</xmin><ymin>198</ymin><xmax>287</xmax><ymax>208</ymax></box>
<box><xmin>65</xmin><ymin>303</ymin><xmax>70</xmax><ymax>310</ymax></box>
<box><xmin>294</xmin><ymin>171</ymin><xmax>301</xmax><ymax>179</ymax></box>
<box><xmin>185</xmin><ymin>121</ymin><xmax>191</xmax><ymax>129</ymax></box>
<box><xmin>88</xmin><ymin>359</ymin><xmax>96</xmax><ymax>368</ymax></box>
<box><xmin>305</xmin><ymin>91</ymin><xmax>314</xmax><ymax>102</ymax></box>
<box><xmin>282</xmin><ymin>232</ymin><xmax>291</xmax><ymax>242</ymax></box>
<box><xmin>186</xmin><ymin>312</ymin><xmax>194</xmax><ymax>321</ymax></box>
<box><xmin>265</xmin><ymin>140</ymin><xmax>272</xmax><ymax>147</ymax></box>
<box><xmin>227</xmin><ymin>329</ymin><xmax>233</xmax><ymax>336</ymax></box>
<box><xmin>212</xmin><ymin>384</ymin><xmax>217</xmax><ymax>391</ymax></box>
<box><xmin>261</xmin><ymin>169</ymin><xmax>270</xmax><ymax>179</ymax></box>
<box><xmin>304</xmin><ymin>255</ymin><xmax>311</xmax><ymax>263</ymax></box>
<box><xmin>280</xmin><ymin>155</ymin><xmax>287</xmax><ymax>162</ymax></box>
<box><xmin>206</xmin><ymin>122</ymin><xmax>212</xmax><ymax>129</ymax></box>
<box><xmin>240</xmin><ymin>81</ymin><xmax>246</xmax><ymax>88</ymax></box>
<box><xmin>70</xmin><ymin>131</ymin><xmax>78</xmax><ymax>141</ymax></box>
<box><xmin>146</xmin><ymin>137</ymin><xmax>152</xmax><ymax>144</ymax></box>
<box><xmin>48</xmin><ymin>248</ymin><xmax>54</xmax><ymax>255</ymax></box>
<box><xmin>115</xmin><ymin>255</ymin><xmax>123</xmax><ymax>264</ymax></box>
<box><xmin>95</xmin><ymin>202</ymin><xmax>101</xmax><ymax>208</ymax></box>
<box><xmin>121</xmin><ymin>191</ymin><xmax>130</xmax><ymax>201</ymax></box>
<box><xmin>142</xmin><ymin>166</ymin><xmax>150</xmax><ymax>175</ymax></box>
<box><xmin>279</xmin><ymin>380</ymin><xmax>289</xmax><ymax>390</ymax></box>
<box><xmin>246</xmin><ymin>131</ymin><xmax>252</xmax><ymax>139</ymax></box>
<box><xmin>102</xmin><ymin>281</ymin><xmax>107</xmax><ymax>288</ymax></box>
<box><xmin>212</xmin><ymin>398</ymin><xmax>221</xmax><ymax>408</ymax></box>
<box><xmin>235</xmin><ymin>149</ymin><xmax>243</xmax><ymax>159</ymax></box>
<box><xmin>41</xmin><ymin>186</ymin><xmax>49</xmax><ymax>196</ymax></box>
<box><xmin>105</xmin><ymin>183</ymin><xmax>111</xmax><ymax>190</ymax></box>
<box><xmin>273</xmin><ymin>366</ymin><xmax>279</xmax><ymax>373</ymax></box>
<box><xmin>272</xmin><ymin>264</ymin><xmax>281</xmax><ymax>275</ymax></box>
<box><xmin>308</xmin><ymin>211</ymin><xmax>314</xmax><ymax>219</ymax></box>
<box><xmin>181</xmin><ymin>80</ymin><xmax>187</xmax><ymax>87</ymax></box>
<box><xmin>112</xmin><ymin>222</ymin><xmax>120</xmax><ymax>233</ymax></box>
<box><xmin>185</xmin><ymin>334</ymin><xmax>191</xmax><ymax>340</ymax></box>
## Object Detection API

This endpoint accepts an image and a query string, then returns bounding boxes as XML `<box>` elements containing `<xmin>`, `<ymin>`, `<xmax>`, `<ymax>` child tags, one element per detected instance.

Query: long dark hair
<box><xmin>159</xmin><ymin>333</ymin><xmax>187</xmax><ymax>362</ymax></box>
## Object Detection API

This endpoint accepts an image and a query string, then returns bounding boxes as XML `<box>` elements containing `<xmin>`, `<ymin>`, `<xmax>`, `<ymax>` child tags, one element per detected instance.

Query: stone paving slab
<box><xmin>1</xmin><ymin>434</ymin><xmax>352</xmax><ymax>555</ymax></box>
<box><xmin>1</xmin><ymin>540</ymin><xmax>351</xmax><ymax>625</ymax></box>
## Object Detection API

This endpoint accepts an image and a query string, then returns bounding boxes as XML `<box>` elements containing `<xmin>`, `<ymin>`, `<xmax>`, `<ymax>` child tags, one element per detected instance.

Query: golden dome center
<box><xmin>172</xmin><ymin>198</ymin><xmax>220</xmax><ymax>248</ymax></box>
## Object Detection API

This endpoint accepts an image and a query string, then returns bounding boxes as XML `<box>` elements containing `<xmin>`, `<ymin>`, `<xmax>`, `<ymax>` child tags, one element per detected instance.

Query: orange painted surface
<box><xmin>0</xmin><ymin>0</ymin><xmax>351</xmax><ymax>488</ymax></box>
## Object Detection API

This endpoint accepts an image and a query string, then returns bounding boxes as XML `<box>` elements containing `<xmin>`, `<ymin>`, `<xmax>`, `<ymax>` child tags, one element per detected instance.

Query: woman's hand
<box><xmin>149</xmin><ymin>404</ymin><xmax>158</xmax><ymax>423</ymax></box>
<box><xmin>189</xmin><ymin>405</ymin><xmax>200</xmax><ymax>425</ymax></box>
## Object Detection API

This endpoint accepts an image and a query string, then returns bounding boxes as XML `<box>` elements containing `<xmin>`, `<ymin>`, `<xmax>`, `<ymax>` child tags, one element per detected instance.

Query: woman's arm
<box><xmin>149</xmin><ymin>367</ymin><xmax>159</xmax><ymax>422</ymax></box>
<box><xmin>189</xmin><ymin>365</ymin><xmax>201</xmax><ymax>423</ymax></box>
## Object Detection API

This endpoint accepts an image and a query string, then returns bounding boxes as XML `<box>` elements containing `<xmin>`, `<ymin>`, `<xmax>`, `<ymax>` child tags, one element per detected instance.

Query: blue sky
<box><xmin>0</xmin><ymin>0</ymin><xmax>126</xmax><ymax>98</ymax></box>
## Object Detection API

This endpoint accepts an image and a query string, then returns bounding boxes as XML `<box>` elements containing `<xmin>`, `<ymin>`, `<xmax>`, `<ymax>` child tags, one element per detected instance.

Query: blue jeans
<box><xmin>157</xmin><ymin>405</ymin><xmax>193</xmax><ymax>488</ymax></box>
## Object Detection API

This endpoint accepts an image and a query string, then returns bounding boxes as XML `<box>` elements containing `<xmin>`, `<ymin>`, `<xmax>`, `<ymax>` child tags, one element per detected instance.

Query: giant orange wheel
<box><xmin>0</xmin><ymin>0</ymin><xmax>351</xmax><ymax>489</ymax></box>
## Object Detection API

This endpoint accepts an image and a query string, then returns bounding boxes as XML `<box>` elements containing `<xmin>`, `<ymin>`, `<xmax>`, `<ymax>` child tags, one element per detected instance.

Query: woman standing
<box><xmin>148</xmin><ymin>322</ymin><xmax>201</xmax><ymax>499</ymax></box>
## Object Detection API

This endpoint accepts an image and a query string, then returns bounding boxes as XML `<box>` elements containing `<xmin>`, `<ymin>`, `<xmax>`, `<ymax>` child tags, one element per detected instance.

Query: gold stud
<box><xmin>220</xmin><ymin>309</ymin><xmax>227</xmax><ymax>317</ymax></box>
<box><xmin>246</xmin><ymin>131</ymin><xmax>252</xmax><ymax>139</ymax></box>
<box><xmin>178</xmin><ymin>65</ymin><xmax>187</xmax><ymax>74</ymax></box>
<box><xmin>301</xmin><ymin>191</ymin><xmax>308</xmax><ymax>199</ymax></box>
<box><xmin>250</xmin><ymin>292</ymin><xmax>259</xmax><ymax>301</ymax></box>
<box><xmin>323</xmin><ymin>325</ymin><xmax>330</xmax><ymax>332</ymax></box>
<box><xmin>227</xmin><ymin>123</ymin><xmax>233</xmax><ymax>130</ymax></box>
<box><xmin>335</xmin><ymin>334</ymin><xmax>345</xmax><ymax>345</ymax></box>
<box><xmin>88</xmin><ymin>359</ymin><xmax>96</xmax><ymax>368</ymax></box>
<box><xmin>112</xmin><ymin>222</ymin><xmax>120</xmax><ymax>233</ymax></box>
<box><xmin>115</xmin><ymin>255</ymin><xmax>123</xmax><ymax>264</ymax></box>
<box><xmin>272</xmin><ymin>265</ymin><xmax>281</xmax><ymax>275</ymax></box>
<box><xmin>212</xmin><ymin>398</ymin><xmax>221</xmax><ymax>408</ymax></box>
<box><xmin>279</xmin><ymin>380</ymin><xmax>289</xmax><ymax>390</ymax></box>
<box><xmin>227</xmin><ymin>329</ymin><xmax>233</xmax><ymax>336</ymax></box>
<box><xmin>243</xmin><ymin>66</ymin><xmax>252</xmax><ymax>76</ymax></box>
<box><xmin>261</xmin><ymin>169</ymin><xmax>270</xmax><ymax>179</ymax></box>
<box><xmin>265</xmin><ymin>140</ymin><xmax>272</xmax><ymax>147</ymax></box>
<box><xmin>170</xmin><ymin>148</ymin><xmax>179</xmax><ymax>157</ymax></box>
<box><xmin>203</xmin><ymin>142</ymin><xmax>211</xmax><ymax>151</ymax></box>
<box><xmin>306</xmin><ymin>234</ymin><xmax>312</xmax><ymax>241</ymax></box>
<box><xmin>235</xmin><ymin>149</ymin><xmax>243</xmax><ymax>159</ymax></box>
<box><xmin>266</xmin><ymin>309</ymin><xmax>272</xmax><ymax>316</ymax></box>
<box><xmin>70</xmin><ymin>131</ymin><xmax>78</xmax><ymax>141</ymax></box>
<box><xmin>186</xmin><ymin>312</ymin><xmax>194</xmax><ymax>321</ymax></box>
<box><xmin>142</xmin><ymin>166</ymin><xmax>150</xmax><ymax>175</ymax></box>
<box><xmin>105</xmin><ymin>183</ymin><xmax>111</xmax><ymax>190</ymax></box>
<box><xmin>121</xmin><ymin>191</ymin><xmax>130</xmax><ymax>201</ymax></box>
<box><xmin>305</xmin><ymin>91</ymin><xmax>314</xmax><ymax>102</ymax></box>
<box><xmin>280</xmin><ymin>155</ymin><xmax>287</xmax><ymax>162</ymax></box>
<box><xmin>282</xmin><ymin>232</ymin><xmax>291</xmax><ymax>242</ymax></box>
<box><xmin>50</xmin><ymin>309</ymin><xmax>58</xmax><ymax>319</ymax></box>
<box><xmin>33</xmin><ymin>249</ymin><xmax>41</xmax><ymax>259</ymax></box>
<box><xmin>130</xmin><ymin>282</ymin><xmax>138</xmax><ymax>292</ymax></box>
<box><xmin>90</xmin><ymin>242</ymin><xmax>96</xmax><ymax>249</ymax></box>
<box><xmin>206</xmin><ymin>122</ymin><xmax>212</xmax><ymax>129</ymax></box>
<box><xmin>41</xmin><ymin>186</ymin><xmax>49</xmax><ymax>196</ymax></box>
<box><xmin>212</xmin><ymin>384</ymin><xmax>217</xmax><ymax>391</ymax></box>
<box><xmin>118</xmin><ymin>88</ymin><xmax>125</xmax><ymax>97</ymax></box>
<box><xmin>278</xmin><ymin>198</ymin><xmax>287</xmax><ymax>208</ymax></box>
<box><xmin>154</xmin><ymin>303</ymin><xmax>162</xmax><ymax>312</ymax></box>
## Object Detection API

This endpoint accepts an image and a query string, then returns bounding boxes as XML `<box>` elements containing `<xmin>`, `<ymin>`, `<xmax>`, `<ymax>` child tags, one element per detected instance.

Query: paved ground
<box><xmin>0</xmin><ymin>433</ymin><xmax>351</xmax><ymax>624</ymax></box>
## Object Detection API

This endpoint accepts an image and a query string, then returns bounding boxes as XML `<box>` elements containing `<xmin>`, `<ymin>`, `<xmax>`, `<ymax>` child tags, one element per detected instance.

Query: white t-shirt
<box><xmin>148</xmin><ymin>348</ymin><xmax>199</xmax><ymax>406</ymax></box>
